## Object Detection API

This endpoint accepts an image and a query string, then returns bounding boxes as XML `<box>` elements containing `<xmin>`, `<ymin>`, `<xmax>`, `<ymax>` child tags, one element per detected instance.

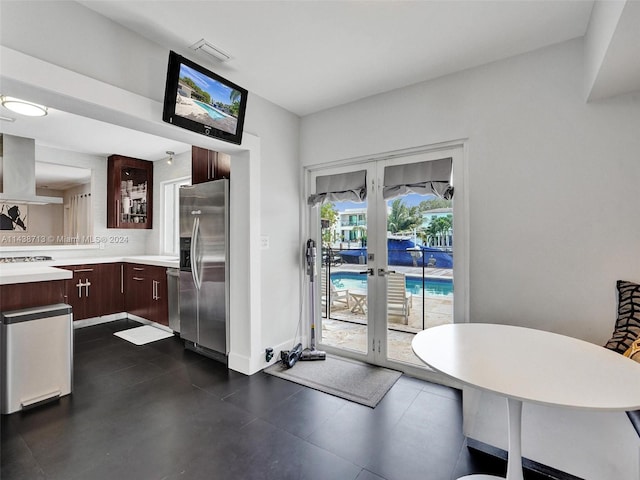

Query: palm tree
<box><xmin>387</xmin><ymin>199</ymin><xmax>422</xmax><ymax>234</ymax></box>
<box><xmin>425</xmin><ymin>215</ymin><xmax>452</xmax><ymax>246</ymax></box>
<box><xmin>424</xmin><ymin>222</ymin><xmax>440</xmax><ymax>246</ymax></box>
<box><xmin>320</xmin><ymin>203</ymin><xmax>339</xmax><ymax>246</ymax></box>
<box><xmin>230</xmin><ymin>89</ymin><xmax>241</xmax><ymax>104</ymax></box>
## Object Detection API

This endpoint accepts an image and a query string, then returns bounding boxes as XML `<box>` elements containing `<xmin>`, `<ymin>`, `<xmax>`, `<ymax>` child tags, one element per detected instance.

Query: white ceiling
<box><xmin>5</xmin><ymin>0</ymin><xmax>634</xmax><ymax>164</ymax></box>
<box><xmin>0</xmin><ymin>106</ymin><xmax>192</xmax><ymax>161</ymax></box>
<box><xmin>81</xmin><ymin>0</ymin><xmax>595</xmax><ymax>117</ymax></box>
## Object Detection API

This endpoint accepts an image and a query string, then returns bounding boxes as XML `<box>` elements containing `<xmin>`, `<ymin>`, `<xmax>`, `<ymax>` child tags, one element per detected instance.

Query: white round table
<box><xmin>412</xmin><ymin>323</ymin><xmax>640</xmax><ymax>480</ymax></box>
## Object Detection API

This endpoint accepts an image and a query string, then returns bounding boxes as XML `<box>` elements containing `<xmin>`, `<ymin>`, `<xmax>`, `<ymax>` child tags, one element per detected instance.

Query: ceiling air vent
<box><xmin>189</xmin><ymin>39</ymin><xmax>231</xmax><ymax>63</ymax></box>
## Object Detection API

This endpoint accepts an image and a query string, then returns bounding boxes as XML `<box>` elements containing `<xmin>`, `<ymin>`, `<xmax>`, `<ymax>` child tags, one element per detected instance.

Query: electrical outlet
<box><xmin>260</xmin><ymin>235</ymin><xmax>269</xmax><ymax>250</ymax></box>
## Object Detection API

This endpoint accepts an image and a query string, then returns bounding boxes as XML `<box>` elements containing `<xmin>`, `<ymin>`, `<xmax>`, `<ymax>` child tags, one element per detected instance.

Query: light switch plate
<box><xmin>260</xmin><ymin>235</ymin><xmax>269</xmax><ymax>250</ymax></box>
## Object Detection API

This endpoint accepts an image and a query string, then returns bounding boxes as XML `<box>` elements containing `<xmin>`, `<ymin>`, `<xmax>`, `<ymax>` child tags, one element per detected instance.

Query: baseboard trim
<box><xmin>73</xmin><ymin>312</ymin><xmax>127</xmax><ymax>329</ymax></box>
<box><xmin>73</xmin><ymin>313</ymin><xmax>173</xmax><ymax>334</ymax></box>
<box><xmin>466</xmin><ymin>438</ymin><xmax>584</xmax><ymax>480</ymax></box>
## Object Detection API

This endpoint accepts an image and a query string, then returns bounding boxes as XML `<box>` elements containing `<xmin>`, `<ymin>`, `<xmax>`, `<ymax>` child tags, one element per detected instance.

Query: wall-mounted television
<box><xmin>162</xmin><ymin>51</ymin><xmax>248</xmax><ymax>145</ymax></box>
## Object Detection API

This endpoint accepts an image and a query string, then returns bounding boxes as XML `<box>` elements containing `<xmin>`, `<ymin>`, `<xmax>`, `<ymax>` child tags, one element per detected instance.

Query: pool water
<box><xmin>194</xmin><ymin>100</ymin><xmax>226</xmax><ymax>120</ymax></box>
<box><xmin>330</xmin><ymin>271</ymin><xmax>453</xmax><ymax>296</ymax></box>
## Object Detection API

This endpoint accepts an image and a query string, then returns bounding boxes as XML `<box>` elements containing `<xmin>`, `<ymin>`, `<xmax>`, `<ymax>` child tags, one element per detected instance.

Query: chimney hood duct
<box><xmin>0</xmin><ymin>134</ymin><xmax>63</xmax><ymax>205</ymax></box>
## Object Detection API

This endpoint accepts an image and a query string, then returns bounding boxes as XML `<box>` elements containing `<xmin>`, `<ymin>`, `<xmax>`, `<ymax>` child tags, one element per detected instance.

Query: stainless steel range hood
<box><xmin>0</xmin><ymin>134</ymin><xmax>63</xmax><ymax>205</ymax></box>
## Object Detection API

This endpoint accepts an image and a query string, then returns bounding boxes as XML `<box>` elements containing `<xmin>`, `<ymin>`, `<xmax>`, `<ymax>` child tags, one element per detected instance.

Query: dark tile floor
<box><xmin>2</xmin><ymin>319</ymin><xmax>546</xmax><ymax>480</ymax></box>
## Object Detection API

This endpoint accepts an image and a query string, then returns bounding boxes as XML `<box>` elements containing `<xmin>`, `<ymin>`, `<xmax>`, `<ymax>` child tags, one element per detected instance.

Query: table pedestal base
<box><xmin>458</xmin><ymin>398</ymin><xmax>523</xmax><ymax>480</ymax></box>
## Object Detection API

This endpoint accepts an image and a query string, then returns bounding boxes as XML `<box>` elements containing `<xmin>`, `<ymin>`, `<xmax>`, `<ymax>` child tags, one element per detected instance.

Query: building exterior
<box><xmin>337</xmin><ymin>207</ymin><xmax>367</xmax><ymax>243</ymax></box>
<box><xmin>421</xmin><ymin>207</ymin><xmax>453</xmax><ymax>248</ymax></box>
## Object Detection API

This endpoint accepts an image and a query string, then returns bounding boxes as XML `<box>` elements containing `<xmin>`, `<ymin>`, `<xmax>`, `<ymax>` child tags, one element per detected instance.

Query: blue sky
<box><xmin>180</xmin><ymin>64</ymin><xmax>237</xmax><ymax>105</ymax></box>
<box><xmin>333</xmin><ymin>193</ymin><xmax>434</xmax><ymax>211</ymax></box>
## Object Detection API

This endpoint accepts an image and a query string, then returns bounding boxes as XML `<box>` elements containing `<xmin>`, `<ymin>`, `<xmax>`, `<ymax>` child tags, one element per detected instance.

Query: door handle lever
<box><xmin>377</xmin><ymin>268</ymin><xmax>396</xmax><ymax>276</ymax></box>
<box><xmin>358</xmin><ymin>268</ymin><xmax>374</xmax><ymax>276</ymax></box>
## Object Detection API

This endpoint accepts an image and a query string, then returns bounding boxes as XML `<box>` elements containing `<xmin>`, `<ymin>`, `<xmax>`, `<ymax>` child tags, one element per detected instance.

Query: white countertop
<box><xmin>121</xmin><ymin>256</ymin><xmax>179</xmax><ymax>268</ymax></box>
<box><xmin>0</xmin><ymin>263</ymin><xmax>73</xmax><ymax>285</ymax></box>
<box><xmin>0</xmin><ymin>255</ymin><xmax>179</xmax><ymax>285</ymax></box>
<box><xmin>412</xmin><ymin>323</ymin><xmax>640</xmax><ymax>411</ymax></box>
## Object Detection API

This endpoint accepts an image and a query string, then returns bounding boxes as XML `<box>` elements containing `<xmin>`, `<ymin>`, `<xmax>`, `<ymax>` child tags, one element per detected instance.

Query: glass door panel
<box><xmin>383</xmin><ymin>192</ymin><xmax>454</xmax><ymax>367</ymax></box>
<box><xmin>319</xmin><ymin>200</ymin><xmax>370</xmax><ymax>356</ymax></box>
<box><xmin>310</xmin><ymin>145</ymin><xmax>462</xmax><ymax>375</ymax></box>
<box><xmin>120</xmin><ymin>167</ymin><xmax>149</xmax><ymax>225</ymax></box>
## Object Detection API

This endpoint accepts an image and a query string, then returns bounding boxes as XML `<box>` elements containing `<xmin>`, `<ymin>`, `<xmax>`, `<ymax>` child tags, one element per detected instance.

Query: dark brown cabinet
<box><xmin>124</xmin><ymin>263</ymin><xmax>168</xmax><ymax>326</ymax></box>
<box><xmin>107</xmin><ymin>154</ymin><xmax>153</xmax><ymax>229</ymax></box>
<box><xmin>192</xmin><ymin>146</ymin><xmax>230</xmax><ymax>184</ymax></box>
<box><xmin>0</xmin><ymin>280</ymin><xmax>66</xmax><ymax>312</ymax></box>
<box><xmin>3</xmin><ymin>262</ymin><xmax>167</xmax><ymax>325</ymax></box>
<box><xmin>149</xmin><ymin>266</ymin><xmax>169</xmax><ymax>326</ymax></box>
<box><xmin>101</xmin><ymin>262</ymin><xmax>125</xmax><ymax>315</ymax></box>
<box><xmin>125</xmin><ymin>263</ymin><xmax>148</xmax><ymax>318</ymax></box>
<box><xmin>57</xmin><ymin>264</ymin><xmax>102</xmax><ymax>320</ymax></box>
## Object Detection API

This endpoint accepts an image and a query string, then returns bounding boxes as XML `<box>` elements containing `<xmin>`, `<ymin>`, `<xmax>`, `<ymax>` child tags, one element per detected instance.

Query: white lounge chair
<box><xmin>387</xmin><ymin>272</ymin><xmax>412</xmax><ymax>324</ymax></box>
<box><xmin>321</xmin><ymin>269</ymin><xmax>350</xmax><ymax>309</ymax></box>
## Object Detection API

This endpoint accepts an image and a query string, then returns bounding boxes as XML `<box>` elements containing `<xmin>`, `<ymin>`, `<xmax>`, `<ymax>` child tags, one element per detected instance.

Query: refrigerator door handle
<box><xmin>190</xmin><ymin>217</ymin><xmax>199</xmax><ymax>290</ymax></box>
<box><xmin>192</xmin><ymin>216</ymin><xmax>202</xmax><ymax>290</ymax></box>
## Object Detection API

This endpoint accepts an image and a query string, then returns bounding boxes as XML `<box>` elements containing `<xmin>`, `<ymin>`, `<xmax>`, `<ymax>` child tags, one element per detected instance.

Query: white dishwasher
<box><xmin>1</xmin><ymin>303</ymin><xmax>73</xmax><ymax>414</ymax></box>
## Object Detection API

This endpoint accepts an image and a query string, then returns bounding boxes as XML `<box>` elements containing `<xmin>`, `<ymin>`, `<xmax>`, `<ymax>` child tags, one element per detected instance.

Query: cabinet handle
<box><xmin>133</xmin><ymin>267</ymin><xmax>145</xmax><ymax>271</ymax></box>
<box><xmin>132</xmin><ymin>277</ymin><xmax>144</xmax><ymax>281</ymax></box>
<box><xmin>76</xmin><ymin>279</ymin><xmax>91</xmax><ymax>297</ymax></box>
<box><xmin>116</xmin><ymin>199</ymin><xmax>120</xmax><ymax>227</ymax></box>
<box><xmin>74</xmin><ymin>268</ymin><xmax>94</xmax><ymax>273</ymax></box>
<box><xmin>120</xmin><ymin>264</ymin><xmax>124</xmax><ymax>294</ymax></box>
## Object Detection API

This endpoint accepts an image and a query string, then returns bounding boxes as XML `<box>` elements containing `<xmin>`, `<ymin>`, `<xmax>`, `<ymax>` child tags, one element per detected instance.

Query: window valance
<box><xmin>382</xmin><ymin>157</ymin><xmax>453</xmax><ymax>200</ymax></box>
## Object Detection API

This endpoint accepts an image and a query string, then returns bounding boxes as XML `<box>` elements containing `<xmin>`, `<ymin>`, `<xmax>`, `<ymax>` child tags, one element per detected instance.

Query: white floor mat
<box><xmin>114</xmin><ymin>325</ymin><xmax>174</xmax><ymax>345</ymax></box>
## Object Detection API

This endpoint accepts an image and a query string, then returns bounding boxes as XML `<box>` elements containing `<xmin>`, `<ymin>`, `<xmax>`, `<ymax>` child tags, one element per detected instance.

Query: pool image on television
<box><xmin>174</xmin><ymin>64</ymin><xmax>241</xmax><ymax>135</ymax></box>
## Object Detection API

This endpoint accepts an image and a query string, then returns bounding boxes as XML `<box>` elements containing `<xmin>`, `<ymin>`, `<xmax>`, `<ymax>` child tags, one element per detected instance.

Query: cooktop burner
<box><xmin>0</xmin><ymin>256</ymin><xmax>53</xmax><ymax>263</ymax></box>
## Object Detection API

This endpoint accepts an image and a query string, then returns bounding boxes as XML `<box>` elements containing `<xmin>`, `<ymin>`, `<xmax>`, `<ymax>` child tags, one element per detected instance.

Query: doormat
<box><xmin>114</xmin><ymin>325</ymin><xmax>174</xmax><ymax>345</ymax></box>
<box><xmin>264</xmin><ymin>354</ymin><xmax>401</xmax><ymax>408</ymax></box>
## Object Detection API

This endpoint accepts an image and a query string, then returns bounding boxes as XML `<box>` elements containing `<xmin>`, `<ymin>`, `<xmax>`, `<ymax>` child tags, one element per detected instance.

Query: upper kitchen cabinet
<box><xmin>192</xmin><ymin>146</ymin><xmax>231</xmax><ymax>184</ymax></box>
<box><xmin>107</xmin><ymin>155</ymin><xmax>153</xmax><ymax>229</ymax></box>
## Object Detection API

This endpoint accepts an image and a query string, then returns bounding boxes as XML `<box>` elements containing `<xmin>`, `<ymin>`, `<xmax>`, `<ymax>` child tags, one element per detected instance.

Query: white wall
<box><xmin>245</xmin><ymin>94</ymin><xmax>302</xmax><ymax>354</ymax></box>
<box><xmin>33</xmin><ymin>146</ymin><xmax>152</xmax><ymax>260</ymax></box>
<box><xmin>302</xmin><ymin>38</ymin><xmax>640</xmax><ymax>345</ymax></box>
<box><xmin>464</xmin><ymin>389</ymin><xmax>639</xmax><ymax>479</ymax></box>
<box><xmin>0</xmin><ymin>1</ymin><xmax>301</xmax><ymax>373</ymax></box>
<box><xmin>300</xmin><ymin>38</ymin><xmax>640</xmax><ymax>477</ymax></box>
<box><xmin>0</xmin><ymin>145</ymin><xmax>152</xmax><ymax>259</ymax></box>
<box><xmin>147</xmin><ymin>150</ymin><xmax>192</xmax><ymax>255</ymax></box>
<box><xmin>584</xmin><ymin>0</ymin><xmax>626</xmax><ymax>99</ymax></box>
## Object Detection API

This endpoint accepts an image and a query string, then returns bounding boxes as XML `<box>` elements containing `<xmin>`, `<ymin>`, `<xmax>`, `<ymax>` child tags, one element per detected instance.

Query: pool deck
<box><xmin>321</xmin><ymin>265</ymin><xmax>454</xmax><ymax>366</ymax></box>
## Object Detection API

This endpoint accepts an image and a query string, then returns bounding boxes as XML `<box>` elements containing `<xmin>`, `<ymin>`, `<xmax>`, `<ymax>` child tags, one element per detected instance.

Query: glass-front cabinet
<box><xmin>107</xmin><ymin>155</ymin><xmax>153</xmax><ymax>229</ymax></box>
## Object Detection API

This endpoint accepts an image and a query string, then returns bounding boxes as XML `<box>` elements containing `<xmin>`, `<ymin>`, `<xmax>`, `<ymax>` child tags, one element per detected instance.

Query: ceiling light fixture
<box><xmin>0</xmin><ymin>96</ymin><xmax>48</xmax><ymax>117</ymax></box>
<box><xmin>166</xmin><ymin>151</ymin><xmax>175</xmax><ymax>165</ymax></box>
<box><xmin>189</xmin><ymin>39</ymin><xmax>231</xmax><ymax>63</ymax></box>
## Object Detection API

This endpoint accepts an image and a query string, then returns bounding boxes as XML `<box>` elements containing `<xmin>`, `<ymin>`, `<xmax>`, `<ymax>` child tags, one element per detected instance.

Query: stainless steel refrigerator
<box><xmin>179</xmin><ymin>179</ymin><xmax>229</xmax><ymax>362</ymax></box>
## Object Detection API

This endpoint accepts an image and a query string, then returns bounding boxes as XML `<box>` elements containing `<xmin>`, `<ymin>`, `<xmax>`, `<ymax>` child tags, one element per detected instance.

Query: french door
<box><xmin>308</xmin><ymin>145</ymin><xmax>465</xmax><ymax>376</ymax></box>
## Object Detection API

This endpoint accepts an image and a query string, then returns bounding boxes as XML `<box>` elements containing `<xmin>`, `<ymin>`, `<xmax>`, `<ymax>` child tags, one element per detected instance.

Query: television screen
<box><xmin>162</xmin><ymin>51</ymin><xmax>248</xmax><ymax>145</ymax></box>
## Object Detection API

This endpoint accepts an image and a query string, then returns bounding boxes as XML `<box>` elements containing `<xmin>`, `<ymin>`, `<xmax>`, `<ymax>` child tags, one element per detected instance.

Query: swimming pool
<box><xmin>193</xmin><ymin>100</ymin><xmax>227</xmax><ymax>121</ymax></box>
<box><xmin>330</xmin><ymin>271</ymin><xmax>453</xmax><ymax>296</ymax></box>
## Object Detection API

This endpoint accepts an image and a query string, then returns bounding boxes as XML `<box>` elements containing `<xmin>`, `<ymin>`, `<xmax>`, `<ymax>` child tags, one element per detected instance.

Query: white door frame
<box><xmin>304</xmin><ymin>140</ymin><xmax>469</xmax><ymax>381</ymax></box>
